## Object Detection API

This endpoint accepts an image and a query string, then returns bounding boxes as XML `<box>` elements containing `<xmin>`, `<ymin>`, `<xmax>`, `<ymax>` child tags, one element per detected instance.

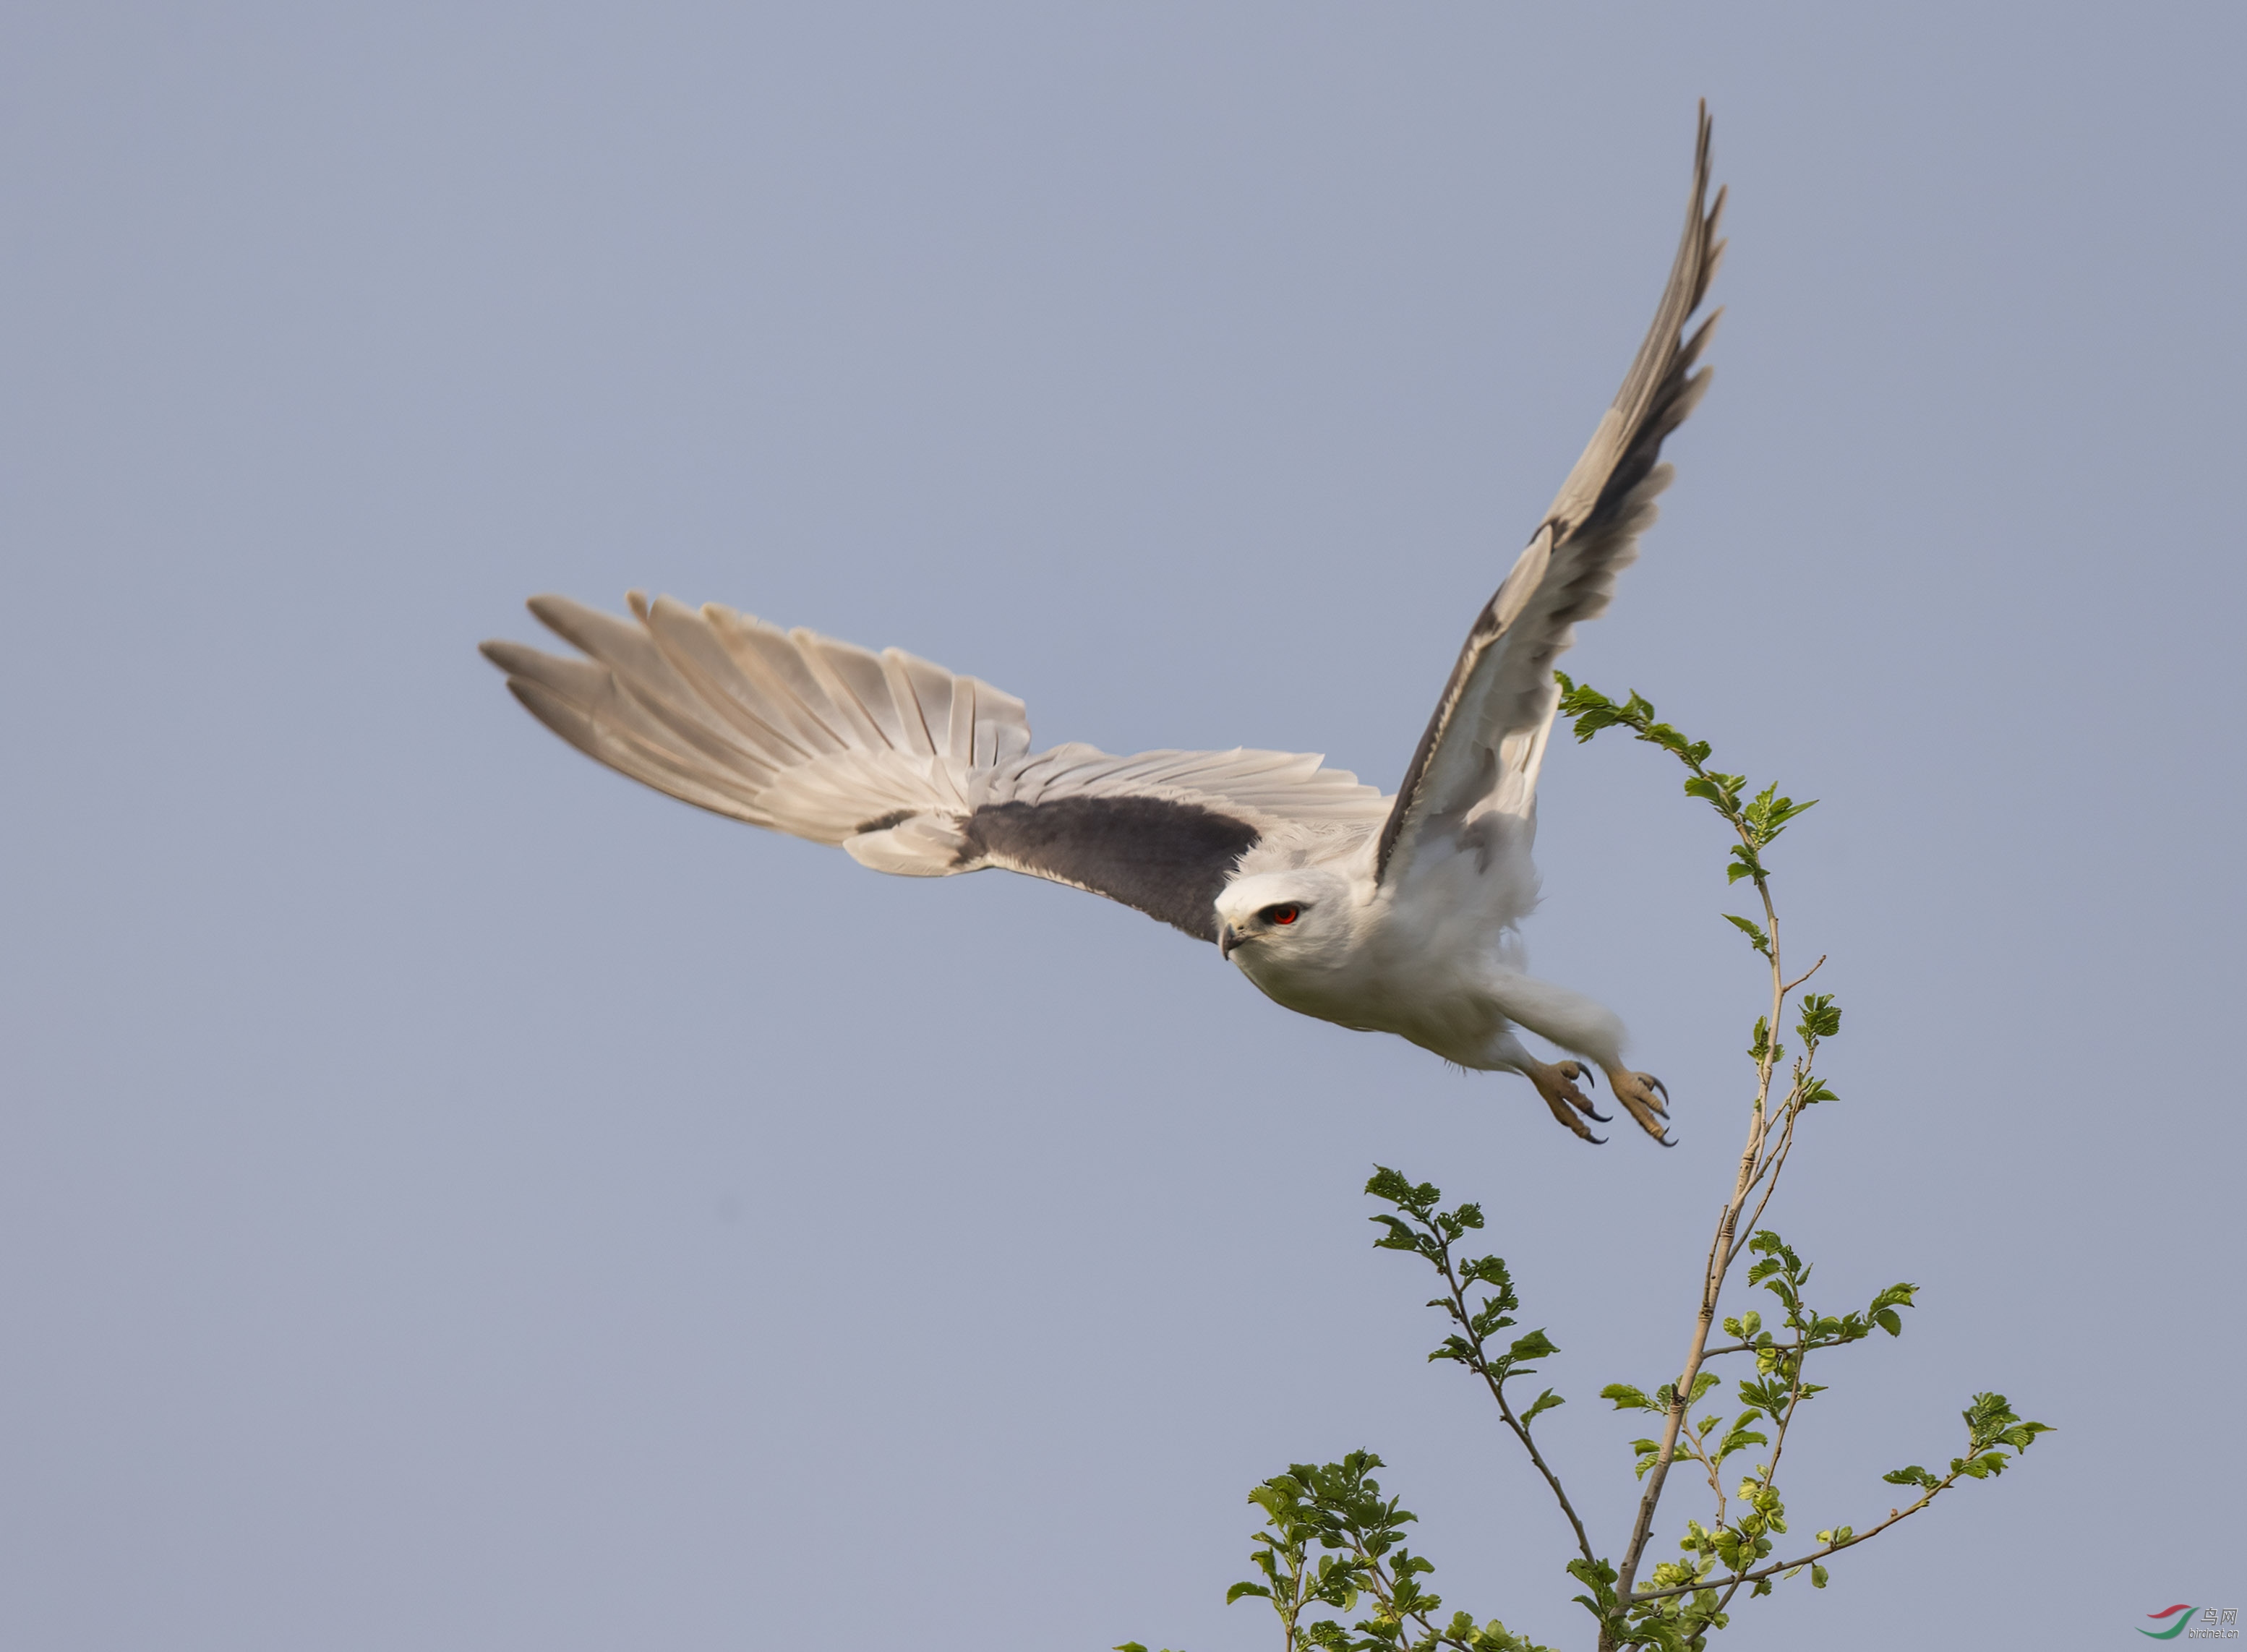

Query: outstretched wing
<box><xmin>482</xmin><ymin>593</ymin><xmax>1388</xmax><ymax>942</ymax></box>
<box><xmin>1374</xmin><ymin>104</ymin><xmax>1726</xmax><ymax>891</ymax></box>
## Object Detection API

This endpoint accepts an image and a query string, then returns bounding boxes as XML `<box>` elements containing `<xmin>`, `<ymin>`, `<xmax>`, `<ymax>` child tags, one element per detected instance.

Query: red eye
<box><xmin>1262</xmin><ymin>904</ymin><xmax>1300</xmax><ymax>926</ymax></box>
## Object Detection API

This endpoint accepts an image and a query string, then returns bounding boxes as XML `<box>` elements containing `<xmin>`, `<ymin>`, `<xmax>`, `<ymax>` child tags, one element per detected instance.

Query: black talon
<box><xmin>1586</xmin><ymin>1107</ymin><xmax>1612</xmax><ymax>1124</ymax></box>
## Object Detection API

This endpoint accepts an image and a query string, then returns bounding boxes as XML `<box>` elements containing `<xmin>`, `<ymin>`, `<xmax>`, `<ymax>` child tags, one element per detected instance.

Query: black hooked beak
<box><xmin>1218</xmin><ymin>920</ymin><xmax>1242</xmax><ymax>960</ymax></box>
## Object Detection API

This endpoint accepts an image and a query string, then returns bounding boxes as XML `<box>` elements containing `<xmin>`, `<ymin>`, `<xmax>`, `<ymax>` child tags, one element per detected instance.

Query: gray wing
<box><xmin>1374</xmin><ymin>104</ymin><xmax>1726</xmax><ymax>889</ymax></box>
<box><xmin>482</xmin><ymin>593</ymin><xmax>1390</xmax><ymax>942</ymax></box>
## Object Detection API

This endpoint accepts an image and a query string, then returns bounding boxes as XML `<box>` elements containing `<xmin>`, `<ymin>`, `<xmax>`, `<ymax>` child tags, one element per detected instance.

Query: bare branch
<box><xmin>1729</xmin><ymin>1111</ymin><xmax>1802</xmax><ymax>1270</ymax></box>
<box><xmin>1781</xmin><ymin>954</ymin><xmax>1829</xmax><ymax>996</ymax></box>
<box><xmin>1693</xmin><ymin>1341</ymin><xmax>1765</xmax><ymax>1361</ymax></box>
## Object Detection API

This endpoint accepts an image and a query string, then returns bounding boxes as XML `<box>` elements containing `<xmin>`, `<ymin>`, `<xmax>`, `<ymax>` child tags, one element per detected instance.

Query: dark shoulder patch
<box><xmin>959</xmin><ymin>795</ymin><xmax>1259</xmax><ymax>942</ymax></box>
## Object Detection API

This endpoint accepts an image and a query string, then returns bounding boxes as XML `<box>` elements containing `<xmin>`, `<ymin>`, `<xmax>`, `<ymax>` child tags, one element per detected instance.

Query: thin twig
<box><xmin>1432</xmin><ymin>1248</ymin><xmax>1598</xmax><ymax>1567</ymax></box>
<box><xmin>1729</xmin><ymin>1109</ymin><xmax>1802</xmax><ymax>1271</ymax></box>
<box><xmin>1628</xmin><ymin>1477</ymin><xmax>1957</xmax><ymax>1604</ymax></box>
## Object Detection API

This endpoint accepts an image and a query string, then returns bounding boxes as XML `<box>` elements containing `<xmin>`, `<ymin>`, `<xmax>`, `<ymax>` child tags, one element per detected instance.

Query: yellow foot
<box><xmin>1526</xmin><ymin>1060</ymin><xmax>1611</xmax><ymax>1144</ymax></box>
<box><xmin>1601</xmin><ymin>1068</ymin><xmax>1674</xmax><ymax>1145</ymax></box>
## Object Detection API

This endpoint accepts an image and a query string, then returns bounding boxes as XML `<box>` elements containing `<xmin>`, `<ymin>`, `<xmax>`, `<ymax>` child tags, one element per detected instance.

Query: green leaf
<box><xmin>1716</xmin><ymin>1424</ymin><xmax>1771</xmax><ymax>1461</ymax></box>
<box><xmin>1811</xmin><ymin>1564</ymin><xmax>1828</xmax><ymax>1588</ymax></box>
<box><xmin>1459</xmin><ymin>1254</ymin><xmax>1514</xmax><ymax>1290</ymax></box>
<box><xmin>1742</xmin><ymin>782</ymin><xmax>1819</xmax><ymax>847</ymax></box>
<box><xmin>1521</xmin><ymin>1388</ymin><xmax>1566</xmax><ymax>1427</ymax></box>
<box><xmin>1682</xmin><ymin>774</ymin><xmax>1740</xmax><ymax>809</ymax></box>
<box><xmin>1724</xmin><ymin>913</ymin><xmax>1773</xmax><ymax>957</ymax></box>
<box><xmin>1795</xmin><ymin>993</ymin><xmax>1842</xmax><ymax>1040</ymax></box>
<box><xmin>1369</xmin><ymin>1214</ymin><xmax>1421</xmax><ymax>1252</ymax></box>
<box><xmin>1225</xmin><ymin>1582</ymin><xmax>1272</xmax><ymax>1604</ymax></box>
<box><xmin>1364</xmin><ymin>1166</ymin><xmax>1439</xmax><ymax>1215</ymax></box>
<box><xmin>1600</xmin><ymin>1383</ymin><xmax>1654</xmax><ymax>1411</ymax></box>
<box><xmin>1554</xmin><ymin>673</ymin><xmax>1630</xmax><ymax>742</ymax></box>
<box><xmin>1506</xmin><ymin>1329</ymin><xmax>1559</xmax><ymax>1364</ymax></box>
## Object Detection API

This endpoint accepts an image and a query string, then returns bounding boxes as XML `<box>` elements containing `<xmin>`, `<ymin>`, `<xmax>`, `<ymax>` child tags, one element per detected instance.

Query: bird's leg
<box><xmin>1484</xmin><ymin>972</ymin><xmax>1673</xmax><ymax>1146</ymax></box>
<box><xmin>1599</xmin><ymin>1066</ymin><xmax>1673</xmax><ymax>1145</ymax></box>
<box><xmin>1524</xmin><ymin>1058</ymin><xmax>1611</xmax><ymax>1144</ymax></box>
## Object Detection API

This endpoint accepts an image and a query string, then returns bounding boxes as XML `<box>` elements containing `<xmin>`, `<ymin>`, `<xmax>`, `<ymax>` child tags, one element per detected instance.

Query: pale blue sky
<box><xmin>4</xmin><ymin>5</ymin><xmax>2242</xmax><ymax>1648</ymax></box>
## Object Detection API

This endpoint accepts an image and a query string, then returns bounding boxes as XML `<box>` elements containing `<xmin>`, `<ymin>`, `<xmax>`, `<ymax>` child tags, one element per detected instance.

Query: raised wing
<box><xmin>1374</xmin><ymin>104</ymin><xmax>1726</xmax><ymax>890</ymax></box>
<box><xmin>482</xmin><ymin>593</ymin><xmax>1388</xmax><ymax>941</ymax></box>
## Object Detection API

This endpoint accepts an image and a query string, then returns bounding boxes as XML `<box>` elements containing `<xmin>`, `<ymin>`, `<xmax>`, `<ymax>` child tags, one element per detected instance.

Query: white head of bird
<box><xmin>1214</xmin><ymin>868</ymin><xmax>1358</xmax><ymax>980</ymax></box>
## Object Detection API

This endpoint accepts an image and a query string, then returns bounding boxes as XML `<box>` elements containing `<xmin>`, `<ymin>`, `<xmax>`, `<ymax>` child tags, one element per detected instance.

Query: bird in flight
<box><xmin>483</xmin><ymin>109</ymin><xmax>1724</xmax><ymax>1145</ymax></box>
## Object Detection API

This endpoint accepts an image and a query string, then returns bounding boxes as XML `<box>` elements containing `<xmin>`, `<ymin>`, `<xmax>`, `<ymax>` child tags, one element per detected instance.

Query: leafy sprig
<box><xmin>1364</xmin><ymin>1168</ymin><xmax>1594</xmax><ymax>1564</ymax></box>
<box><xmin>1627</xmin><ymin>1391</ymin><xmax>2053</xmax><ymax>1609</ymax></box>
<box><xmin>1215</xmin><ymin>1453</ymin><xmax>1554</xmax><ymax>1652</ymax></box>
<box><xmin>1554</xmin><ymin>673</ymin><xmax>1812</xmax><ymax>944</ymax></box>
